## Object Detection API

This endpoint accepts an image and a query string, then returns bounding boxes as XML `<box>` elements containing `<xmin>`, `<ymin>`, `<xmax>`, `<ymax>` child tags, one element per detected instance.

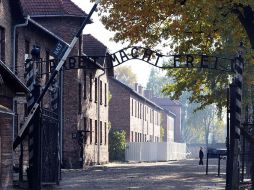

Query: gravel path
<box><xmin>43</xmin><ymin>159</ymin><xmax>226</xmax><ymax>190</ymax></box>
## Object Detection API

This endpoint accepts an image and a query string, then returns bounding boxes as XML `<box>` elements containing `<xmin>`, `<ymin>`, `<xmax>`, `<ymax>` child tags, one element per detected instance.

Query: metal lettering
<box><xmin>131</xmin><ymin>47</ymin><xmax>139</xmax><ymax>58</ymax></box>
<box><xmin>119</xmin><ymin>50</ymin><xmax>130</xmax><ymax>62</ymax></box>
<box><xmin>69</xmin><ymin>57</ymin><xmax>76</xmax><ymax>69</ymax></box>
<box><xmin>109</xmin><ymin>53</ymin><xmax>121</xmax><ymax>64</ymax></box>
<box><xmin>201</xmin><ymin>55</ymin><xmax>209</xmax><ymax>68</ymax></box>
<box><xmin>79</xmin><ymin>56</ymin><xmax>86</xmax><ymax>68</ymax></box>
<box><xmin>142</xmin><ymin>49</ymin><xmax>153</xmax><ymax>62</ymax></box>
<box><xmin>174</xmin><ymin>55</ymin><xmax>181</xmax><ymax>67</ymax></box>
<box><xmin>154</xmin><ymin>53</ymin><xmax>162</xmax><ymax>66</ymax></box>
<box><xmin>186</xmin><ymin>55</ymin><xmax>194</xmax><ymax>68</ymax></box>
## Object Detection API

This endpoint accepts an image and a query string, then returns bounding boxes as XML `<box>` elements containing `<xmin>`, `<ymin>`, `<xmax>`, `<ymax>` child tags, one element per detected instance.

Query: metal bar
<box><xmin>226</xmin><ymin>87</ymin><xmax>230</xmax><ymax>187</ymax></box>
<box><xmin>206</xmin><ymin>153</ymin><xmax>209</xmax><ymax>175</ymax></box>
<box><xmin>13</xmin><ymin>0</ymin><xmax>100</xmax><ymax>149</ymax></box>
<box><xmin>226</xmin><ymin>83</ymin><xmax>236</xmax><ymax>190</ymax></box>
<box><xmin>241</xmin><ymin>135</ymin><xmax>245</xmax><ymax>182</ymax></box>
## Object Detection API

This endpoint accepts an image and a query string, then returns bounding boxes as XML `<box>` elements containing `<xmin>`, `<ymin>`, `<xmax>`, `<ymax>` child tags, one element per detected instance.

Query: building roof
<box><xmin>110</xmin><ymin>77</ymin><xmax>164</xmax><ymax>111</ymax></box>
<box><xmin>19</xmin><ymin>0</ymin><xmax>87</xmax><ymax>17</ymax></box>
<box><xmin>0</xmin><ymin>60</ymin><xmax>29</xmax><ymax>94</ymax></box>
<box><xmin>83</xmin><ymin>34</ymin><xmax>108</xmax><ymax>65</ymax></box>
<box><xmin>151</xmin><ymin>97</ymin><xmax>182</xmax><ymax>107</ymax></box>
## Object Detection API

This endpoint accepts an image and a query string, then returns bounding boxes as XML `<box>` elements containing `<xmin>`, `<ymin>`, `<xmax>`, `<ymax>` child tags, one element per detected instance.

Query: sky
<box><xmin>71</xmin><ymin>0</ymin><xmax>154</xmax><ymax>87</ymax></box>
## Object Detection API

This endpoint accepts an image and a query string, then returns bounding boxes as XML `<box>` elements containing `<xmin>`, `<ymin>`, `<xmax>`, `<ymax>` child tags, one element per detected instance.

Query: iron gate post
<box><xmin>30</xmin><ymin>83</ymin><xmax>42</xmax><ymax>190</ymax></box>
<box><xmin>226</xmin><ymin>83</ymin><xmax>236</xmax><ymax>190</ymax></box>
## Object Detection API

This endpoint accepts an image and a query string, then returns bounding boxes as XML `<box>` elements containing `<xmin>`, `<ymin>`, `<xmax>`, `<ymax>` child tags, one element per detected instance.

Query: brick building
<box><xmin>144</xmin><ymin>90</ymin><xmax>182</xmax><ymax>142</ymax></box>
<box><xmin>161</xmin><ymin>109</ymin><xmax>175</xmax><ymax>142</ymax></box>
<box><xmin>81</xmin><ymin>34</ymin><xmax>109</xmax><ymax>166</ymax></box>
<box><xmin>0</xmin><ymin>1</ymin><xmax>29</xmax><ymax>189</ymax></box>
<box><xmin>109</xmin><ymin>79</ymin><xmax>162</xmax><ymax>143</ymax></box>
<box><xmin>14</xmin><ymin>0</ymin><xmax>109</xmax><ymax>169</ymax></box>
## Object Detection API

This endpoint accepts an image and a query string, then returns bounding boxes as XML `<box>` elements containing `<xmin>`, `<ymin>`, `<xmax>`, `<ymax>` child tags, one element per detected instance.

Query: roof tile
<box><xmin>83</xmin><ymin>34</ymin><xmax>108</xmax><ymax>65</ymax></box>
<box><xmin>19</xmin><ymin>0</ymin><xmax>86</xmax><ymax>17</ymax></box>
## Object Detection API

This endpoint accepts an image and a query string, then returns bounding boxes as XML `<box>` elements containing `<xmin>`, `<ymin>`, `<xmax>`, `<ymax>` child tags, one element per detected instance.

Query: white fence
<box><xmin>125</xmin><ymin>142</ymin><xmax>186</xmax><ymax>162</ymax></box>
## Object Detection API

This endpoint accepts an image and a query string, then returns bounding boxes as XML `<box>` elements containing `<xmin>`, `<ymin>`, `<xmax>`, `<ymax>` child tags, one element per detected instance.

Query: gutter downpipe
<box><xmin>12</xmin><ymin>16</ymin><xmax>30</xmax><ymax>142</ymax></box>
<box><xmin>97</xmin><ymin>54</ymin><xmax>107</xmax><ymax>165</ymax></box>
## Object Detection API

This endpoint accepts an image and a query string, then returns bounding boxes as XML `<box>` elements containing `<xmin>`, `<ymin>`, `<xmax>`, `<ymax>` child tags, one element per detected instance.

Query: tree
<box><xmin>108</xmin><ymin>129</ymin><xmax>126</xmax><ymax>161</ymax></box>
<box><xmin>96</xmin><ymin>2</ymin><xmax>254</xmax><ymax>186</ymax></box>
<box><xmin>96</xmin><ymin>0</ymin><xmax>254</xmax><ymax>110</ymax></box>
<box><xmin>146</xmin><ymin>68</ymin><xmax>172</xmax><ymax>97</ymax></box>
<box><xmin>114</xmin><ymin>65</ymin><xmax>137</xmax><ymax>88</ymax></box>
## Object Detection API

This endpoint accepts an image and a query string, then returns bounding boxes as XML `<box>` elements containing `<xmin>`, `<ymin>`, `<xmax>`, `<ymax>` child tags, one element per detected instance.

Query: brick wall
<box><xmin>0</xmin><ymin>96</ymin><xmax>14</xmax><ymax>189</ymax></box>
<box><xmin>0</xmin><ymin>0</ymin><xmax>12</xmax><ymax>67</ymax></box>
<box><xmin>109</xmin><ymin>78</ymin><xmax>161</xmax><ymax>143</ymax></box>
<box><xmin>109</xmin><ymin>78</ymin><xmax>130</xmax><ymax>140</ymax></box>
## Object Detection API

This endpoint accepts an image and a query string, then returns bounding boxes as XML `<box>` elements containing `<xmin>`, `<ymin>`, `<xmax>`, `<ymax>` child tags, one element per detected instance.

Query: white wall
<box><xmin>125</xmin><ymin>142</ymin><xmax>186</xmax><ymax>162</ymax></box>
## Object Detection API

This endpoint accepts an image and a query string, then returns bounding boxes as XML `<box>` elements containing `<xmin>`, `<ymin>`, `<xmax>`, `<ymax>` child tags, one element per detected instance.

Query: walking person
<box><xmin>199</xmin><ymin>147</ymin><xmax>204</xmax><ymax>165</ymax></box>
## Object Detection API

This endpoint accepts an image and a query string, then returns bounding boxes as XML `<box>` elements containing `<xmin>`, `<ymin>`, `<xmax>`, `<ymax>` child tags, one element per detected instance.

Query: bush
<box><xmin>109</xmin><ymin>129</ymin><xmax>126</xmax><ymax>161</ymax></box>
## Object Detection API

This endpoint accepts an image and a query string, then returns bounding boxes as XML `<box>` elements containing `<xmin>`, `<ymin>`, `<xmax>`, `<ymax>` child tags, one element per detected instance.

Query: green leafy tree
<box><xmin>160</xmin><ymin>126</ymin><xmax>164</xmax><ymax>142</ymax></box>
<box><xmin>114</xmin><ymin>66</ymin><xmax>137</xmax><ymax>88</ymax></box>
<box><xmin>146</xmin><ymin>68</ymin><xmax>172</xmax><ymax>97</ymax></box>
<box><xmin>109</xmin><ymin>129</ymin><xmax>126</xmax><ymax>161</ymax></box>
<box><xmin>96</xmin><ymin>0</ymin><xmax>254</xmax><ymax>110</ymax></box>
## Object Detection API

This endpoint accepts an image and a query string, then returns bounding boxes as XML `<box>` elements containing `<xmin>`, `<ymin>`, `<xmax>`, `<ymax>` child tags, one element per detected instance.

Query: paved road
<box><xmin>43</xmin><ymin>159</ymin><xmax>226</xmax><ymax>190</ymax></box>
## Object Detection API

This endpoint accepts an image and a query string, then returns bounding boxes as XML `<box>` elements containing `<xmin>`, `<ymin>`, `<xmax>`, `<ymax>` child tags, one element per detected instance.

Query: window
<box><xmin>104</xmin><ymin>122</ymin><xmax>107</xmax><ymax>145</ymax></box>
<box><xmin>78</xmin><ymin>83</ymin><xmax>82</xmax><ymax>114</ymax></box>
<box><xmin>46</xmin><ymin>51</ymin><xmax>50</xmax><ymax>82</ymax></box>
<box><xmin>131</xmin><ymin>131</ymin><xmax>133</xmax><ymax>142</ymax></box>
<box><xmin>90</xmin><ymin>119</ymin><xmax>93</xmax><ymax>144</ymax></box>
<box><xmin>131</xmin><ymin>99</ymin><xmax>133</xmax><ymax>116</ymax></box>
<box><xmin>135</xmin><ymin>101</ymin><xmax>137</xmax><ymax>117</ymax></box>
<box><xmin>135</xmin><ymin>132</ymin><xmax>137</xmax><ymax>142</ymax></box>
<box><xmin>95</xmin><ymin>78</ymin><xmax>97</xmax><ymax>102</ymax></box>
<box><xmin>100</xmin><ymin>121</ymin><xmax>103</xmax><ymax>144</ymax></box>
<box><xmin>83</xmin><ymin>71</ymin><xmax>87</xmax><ymax>99</ymax></box>
<box><xmin>144</xmin><ymin>106</ymin><xmax>146</xmax><ymax>121</ymax></box>
<box><xmin>138</xmin><ymin>102</ymin><xmax>139</xmax><ymax>118</ymax></box>
<box><xmin>84</xmin><ymin>117</ymin><xmax>87</xmax><ymax>144</ymax></box>
<box><xmin>100</xmin><ymin>80</ymin><xmax>103</xmax><ymax>105</ymax></box>
<box><xmin>89</xmin><ymin>73</ymin><xmax>92</xmax><ymax>101</ymax></box>
<box><xmin>0</xmin><ymin>27</ymin><xmax>5</xmax><ymax>62</ymax></box>
<box><xmin>95</xmin><ymin>120</ymin><xmax>98</xmax><ymax>144</ymax></box>
<box><xmin>104</xmin><ymin>83</ymin><xmax>107</xmax><ymax>106</ymax></box>
<box><xmin>140</xmin><ymin>104</ymin><xmax>142</xmax><ymax>119</ymax></box>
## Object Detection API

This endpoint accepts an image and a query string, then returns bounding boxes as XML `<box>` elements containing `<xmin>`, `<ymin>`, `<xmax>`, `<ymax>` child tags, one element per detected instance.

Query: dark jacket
<box><xmin>199</xmin><ymin>150</ymin><xmax>204</xmax><ymax>159</ymax></box>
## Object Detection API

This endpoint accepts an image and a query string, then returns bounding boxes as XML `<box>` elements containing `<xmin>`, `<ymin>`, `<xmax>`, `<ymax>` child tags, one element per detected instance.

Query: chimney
<box><xmin>144</xmin><ymin>89</ymin><xmax>153</xmax><ymax>99</ymax></box>
<box><xmin>138</xmin><ymin>85</ymin><xmax>144</xmax><ymax>96</ymax></box>
<box><xmin>134</xmin><ymin>83</ymin><xmax>139</xmax><ymax>92</ymax></box>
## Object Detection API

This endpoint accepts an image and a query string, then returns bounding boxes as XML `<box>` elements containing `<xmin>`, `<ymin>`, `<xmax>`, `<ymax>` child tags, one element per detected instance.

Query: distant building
<box><xmin>161</xmin><ymin>109</ymin><xmax>175</xmax><ymax>142</ymax></box>
<box><xmin>144</xmin><ymin>90</ymin><xmax>182</xmax><ymax>142</ymax></box>
<box><xmin>109</xmin><ymin>79</ymin><xmax>162</xmax><ymax>142</ymax></box>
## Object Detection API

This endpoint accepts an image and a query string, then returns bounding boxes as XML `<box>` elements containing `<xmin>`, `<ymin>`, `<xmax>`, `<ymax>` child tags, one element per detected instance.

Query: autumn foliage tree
<box><xmin>95</xmin><ymin>0</ymin><xmax>254</xmax><ymax>110</ymax></box>
<box><xmin>95</xmin><ymin>2</ymin><xmax>254</xmax><ymax>187</ymax></box>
